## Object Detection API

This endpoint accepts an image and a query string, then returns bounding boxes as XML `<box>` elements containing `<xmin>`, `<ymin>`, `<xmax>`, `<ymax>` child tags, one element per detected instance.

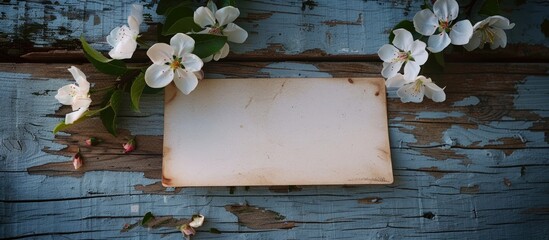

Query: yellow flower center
<box><xmin>170</xmin><ymin>60</ymin><xmax>181</xmax><ymax>69</ymax></box>
<box><xmin>480</xmin><ymin>26</ymin><xmax>496</xmax><ymax>44</ymax></box>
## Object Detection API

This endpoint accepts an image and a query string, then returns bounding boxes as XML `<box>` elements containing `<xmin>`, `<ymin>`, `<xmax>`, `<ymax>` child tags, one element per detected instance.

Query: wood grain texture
<box><xmin>1</xmin><ymin>0</ymin><xmax>548</xmax><ymax>61</ymax></box>
<box><xmin>2</xmin><ymin>0</ymin><xmax>549</xmax><ymax>238</ymax></box>
<box><xmin>1</xmin><ymin>61</ymin><xmax>548</xmax><ymax>239</ymax></box>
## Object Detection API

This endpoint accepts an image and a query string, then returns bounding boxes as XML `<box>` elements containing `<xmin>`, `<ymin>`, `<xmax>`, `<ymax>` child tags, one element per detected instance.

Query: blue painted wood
<box><xmin>1</xmin><ymin>0</ymin><xmax>549</xmax><ymax>239</ymax></box>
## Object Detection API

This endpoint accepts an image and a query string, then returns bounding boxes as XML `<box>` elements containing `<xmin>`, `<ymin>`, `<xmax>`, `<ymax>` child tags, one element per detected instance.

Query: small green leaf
<box><xmin>388</xmin><ymin>20</ymin><xmax>419</xmax><ymax>43</ymax></box>
<box><xmin>100</xmin><ymin>90</ymin><xmax>122</xmax><ymax>136</ymax></box>
<box><xmin>163</xmin><ymin>17</ymin><xmax>202</xmax><ymax>36</ymax></box>
<box><xmin>80</xmin><ymin>36</ymin><xmax>127</xmax><ymax>76</ymax></box>
<box><xmin>142</xmin><ymin>212</ymin><xmax>155</xmax><ymax>225</ymax></box>
<box><xmin>130</xmin><ymin>72</ymin><xmax>146</xmax><ymax>112</ymax></box>
<box><xmin>433</xmin><ymin>52</ymin><xmax>445</xmax><ymax>68</ymax></box>
<box><xmin>479</xmin><ymin>0</ymin><xmax>501</xmax><ymax>16</ymax></box>
<box><xmin>218</xmin><ymin>0</ymin><xmax>236</xmax><ymax>7</ymax></box>
<box><xmin>209</xmin><ymin>228</ymin><xmax>222</xmax><ymax>234</ymax></box>
<box><xmin>52</xmin><ymin>115</ymin><xmax>89</xmax><ymax>134</ymax></box>
<box><xmin>188</xmin><ymin>34</ymin><xmax>227</xmax><ymax>58</ymax></box>
<box><xmin>156</xmin><ymin>0</ymin><xmax>192</xmax><ymax>15</ymax></box>
<box><xmin>163</xmin><ymin>5</ymin><xmax>195</xmax><ymax>34</ymax></box>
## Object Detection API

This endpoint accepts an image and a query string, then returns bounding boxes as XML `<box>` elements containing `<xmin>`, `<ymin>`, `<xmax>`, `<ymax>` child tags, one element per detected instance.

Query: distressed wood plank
<box><xmin>1</xmin><ymin>0</ymin><xmax>548</xmax><ymax>61</ymax></box>
<box><xmin>1</xmin><ymin>62</ymin><xmax>548</xmax><ymax>239</ymax></box>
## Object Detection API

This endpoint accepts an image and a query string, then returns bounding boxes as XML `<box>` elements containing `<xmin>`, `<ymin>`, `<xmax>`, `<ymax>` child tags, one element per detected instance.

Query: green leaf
<box><xmin>80</xmin><ymin>36</ymin><xmax>127</xmax><ymax>76</ymax></box>
<box><xmin>433</xmin><ymin>52</ymin><xmax>445</xmax><ymax>68</ymax></box>
<box><xmin>209</xmin><ymin>228</ymin><xmax>222</xmax><ymax>234</ymax></box>
<box><xmin>388</xmin><ymin>20</ymin><xmax>419</xmax><ymax>43</ymax></box>
<box><xmin>130</xmin><ymin>72</ymin><xmax>146</xmax><ymax>112</ymax></box>
<box><xmin>479</xmin><ymin>0</ymin><xmax>501</xmax><ymax>16</ymax></box>
<box><xmin>163</xmin><ymin>17</ymin><xmax>202</xmax><ymax>36</ymax></box>
<box><xmin>100</xmin><ymin>90</ymin><xmax>122</xmax><ymax>136</ymax></box>
<box><xmin>52</xmin><ymin>115</ymin><xmax>89</xmax><ymax>134</ymax></box>
<box><xmin>188</xmin><ymin>34</ymin><xmax>227</xmax><ymax>58</ymax></box>
<box><xmin>163</xmin><ymin>5</ymin><xmax>195</xmax><ymax>34</ymax></box>
<box><xmin>156</xmin><ymin>0</ymin><xmax>192</xmax><ymax>15</ymax></box>
<box><xmin>218</xmin><ymin>0</ymin><xmax>236</xmax><ymax>7</ymax></box>
<box><xmin>141</xmin><ymin>212</ymin><xmax>155</xmax><ymax>225</ymax></box>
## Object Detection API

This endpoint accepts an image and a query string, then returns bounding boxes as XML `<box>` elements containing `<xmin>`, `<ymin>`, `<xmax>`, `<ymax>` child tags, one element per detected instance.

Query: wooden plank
<box><xmin>1</xmin><ymin>62</ymin><xmax>548</xmax><ymax>239</ymax></box>
<box><xmin>1</xmin><ymin>1</ymin><xmax>548</xmax><ymax>61</ymax></box>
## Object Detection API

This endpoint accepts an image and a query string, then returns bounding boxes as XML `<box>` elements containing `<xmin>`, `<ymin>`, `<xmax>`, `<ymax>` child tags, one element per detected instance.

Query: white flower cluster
<box><xmin>55</xmin><ymin>2</ymin><xmax>249</xmax><ymax>125</ymax></box>
<box><xmin>378</xmin><ymin>0</ymin><xmax>515</xmax><ymax>103</ymax></box>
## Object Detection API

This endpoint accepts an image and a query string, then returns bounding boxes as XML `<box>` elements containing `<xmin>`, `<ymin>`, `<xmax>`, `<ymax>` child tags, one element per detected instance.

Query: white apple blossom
<box><xmin>464</xmin><ymin>15</ymin><xmax>515</xmax><ymax>51</ymax></box>
<box><xmin>413</xmin><ymin>0</ymin><xmax>473</xmax><ymax>53</ymax></box>
<box><xmin>386</xmin><ymin>74</ymin><xmax>446</xmax><ymax>103</ymax></box>
<box><xmin>144</xmin><ymin>33</ymin><xmax>204</xmax><ymax>95</ymax></box>
<box><xmin>107</xmin><ymin>4</ymin><xmax>143</xmax><ymax>59</ymax></box>
<box><xmin>55</xmin><ymin>66</ymin><xmax>92</xmax><ymax>124</ymax></box>
<box><xmin>193</xmin><ymin>4</ymin><xmax>248</xmax><ymax>62</ymax></box>
<box><xmin>378</xmin><ymin>29</ymin><xmax>428</xmax><ymax>81</ymax></box>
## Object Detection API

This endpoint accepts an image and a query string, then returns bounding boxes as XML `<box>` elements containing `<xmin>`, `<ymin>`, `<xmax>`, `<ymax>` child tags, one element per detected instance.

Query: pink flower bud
<box><xmin>180</xmin><ymin>224</ymin><xmax>196</xmax><ymax>236</ymax></box>
<box><xmin>85</xmin><ymin>137</ymin><xmax>101</xmax><ymax>146</ymax></box>
<box><xmin>73</xmin><ymin>151</ymin><xmax>83</xmax><ymax>170</ymax></box>
<box><xmin>123</xmin><ymin>137</ymin><xmax>136</xmax><ymax>154</ymax></box>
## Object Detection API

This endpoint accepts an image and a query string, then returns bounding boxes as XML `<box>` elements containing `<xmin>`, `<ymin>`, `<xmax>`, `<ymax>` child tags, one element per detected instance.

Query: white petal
<box><xmin>72</xmin><ymin>97</ymin><xmax>92</xmax><ymax>111</ymax></box>
<box><xmin>413</xmin><ymin>9</ymin><xmax>438</xmax><ymax>36</ymax></box>
<box><xmin>130</xmin><ymin>4</ymin><xmax>143</xmax><ymax>25</ymax></box>
<box><xmin>490</xmin><ymin>27</ymin><xmax>507</xmax><ymax>49</ymax></box>
<box><xmin>381</xmin><ymin>61</ymin><xmax>403</xmax><ymax>79</ymax></box>
<box><xmin>173</xmin><ymin>68</ymin><xmax>198</xmax><ymax>95</ymax></box>
<box><xmin>433</xmin><ymin>0</ymin><xmax>459</xmax><ymax>21</ymax></box>
<box><xmin>427</xmin><ymin>32</ymin><xmax>451</xmax><ymax>53</ymax></box>
<box><xmin>449</xmin><ymin>20</ymin><xmax>473</xmax><ymax>45</ymax></box>
<box><xmin>106</xmin><ymin>27</ymin><xmax>121</xmax><ymax>47</ymax></box>
<box><xmin>194</xmin><ymin>7</ymin><xmax>216</xmax><ymax>28</ymax></box>
<box><xmin>201</xmin><ymin>55</ymin><xmax>213</xmax><ymax>63</ymax></box>
<box><xmin>403</xmin><ymin>61</ymin><xmax>421</xmax><ymax>81</ymax></box>
<box><xmin>489</xmin><ymin>16</ymin><xmax>515</xmax><ymax>30</ymax></box>
<box><xmin>397</xmin><ymin>82</ymin><xmax>425</xmax><ymax>103</ymax></box>
<box><xmin>377</xmin><ymin>44</ymin><xmax>399</xmax><ymax>62</ymax></box>
<box><xmin>145</xmin><ymin>64</ymin><xmax>174</xmax><ymax>88</ymax></box>
<box><xmin>128</xmin><ymin>16</ymin><xmax>140</xmax><ymax>34</ymax></box>
<box><xmin>424</xmin><ymin>81</ymin><xmax>446</xmax><ymax>102</ymax></box>
<box><xmin>223</xmin><ymin>23</ymin><xmax>248</xmax><ymax>43</ymax></box>
<box><xmin>109</xmin><ymin>38</ymin><xmax>137</xmax><ymax>59</ymax></box>
<box><xmin>55</xmin><ymin>84</ymin><xmax>77</xmax><ymax>105</ymax></box>
<box><xmin>385</xmin><ymin>74</ymin><xmax>409</xmax><ymax>88</ymax></box>
<box><xmin>409</xmin><ymin>40</ymin><xmax>428</xmax><ymax>65</ymax></box>
<box><xmin>106</xmin><ymin>25</ymin><xmax>133</xmax><ymax>48</ymax></box>
<box><xmin>181</xmin><ymin>53</ymin><xmax>203</xmax><ymax>72</ymax></box>
<box><xmin>215</xmin><ymin>6</ymin><xmax>239</xmax><ymax>26</ymax></box>
<box><xmin>207</xmin><ymin>0</ymin><xmax>218</xmax><ymax>13</ymax></box>
<box><xmin>170</xmin><ymin>33</ymin><xmax>195</xmax><ymax>57</ymax></box>
<box><xmin>65</xmin><ymin>106</ymin><xmax>88</xmax><ymax>124</ymax></box>
<box><xmin>392</xmin><ymin>28</ymin><xmax>413</xmax><ymax>51</ymax></box>
<box><xmin>68</xmin><ymin>66</ymin><xmax>89</xmax><ymax>93</ymax></box>
<box><xmin>189</xmin><ymin>215</ymin><xmax>205</xmax><ymax>228</ymax></box>
<box><xmin>213</xmin><ymin>43</ymin><xmax>230</xmax><ymax>61</ymax></box>
<box><xmin>463</xmin><ymin>30</ymin><xmax>482</xmax><ymax>51</ymax></box>
<box><xmin>146</xmin><ymin>43</ymin><xmax>174</xmax><ymax>65</ymax></box>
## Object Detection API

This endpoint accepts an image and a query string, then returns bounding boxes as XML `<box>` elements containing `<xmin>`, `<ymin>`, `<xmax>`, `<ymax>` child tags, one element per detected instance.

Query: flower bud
<box><xmin>179</xmin><ymin>224</ymin><xmax>196</xmax><ymax>236</ymax></box>
<box><xmin>123</xmin><ymin>137</ymin><xmax>136</xmax><ymax>154</ymax></box>
<box><xmin>85</xmin><ymin>137</ymin><xmax>101</xmax><ymax>146</ymax></box>
<box><xmin>73</xmin><ymin>151</ymin><xmax>83</xmax><ymax>170</ymax></box>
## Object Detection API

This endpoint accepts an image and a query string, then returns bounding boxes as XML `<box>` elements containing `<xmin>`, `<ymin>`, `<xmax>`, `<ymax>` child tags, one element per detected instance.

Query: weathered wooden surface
<box><xmin>1</xmin><ymin>0</ymin><xmax>549</xmax><ymax>239</ymax></box>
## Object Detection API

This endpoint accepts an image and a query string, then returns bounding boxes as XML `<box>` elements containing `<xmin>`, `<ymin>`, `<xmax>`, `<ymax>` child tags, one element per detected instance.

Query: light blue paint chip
<box><xmin>416</xmin><ymin>111</ymin><xmax>465</xmax><ymax>119</ymax></box>
<box><xmin>260</xmin><ymin>62</ymin><xmax>332</xmax><ymax>78</ymax></box>
<box><xmin>514</xmin><ymin>76</ymin><xmax>549</xmax><ymax>117</ymax></box>
<box><xmin>453</xmin><ymin>96</ymin><xmax>480</xmax><ymax>107</ymax></box>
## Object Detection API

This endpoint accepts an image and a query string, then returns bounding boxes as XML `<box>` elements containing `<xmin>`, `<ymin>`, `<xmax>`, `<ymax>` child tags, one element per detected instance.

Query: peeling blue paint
<box><xmin>416</xmin><ymin>111</ymin><xmax>465</xmax><ymax>119</ymax></box>
<box><xmin>259</xmin><ymin>62</ymin><xmax>332</xmax><ymax>78</ymax></box>
<box><xmin>453</xmin><ymin>96</ymin><xmax>480</xmax><ymax>107</ymax></box>
<box><xmin>514</xmin><ymin>76</ymin><xmax>549</xmax><ymax>117</ymax></box>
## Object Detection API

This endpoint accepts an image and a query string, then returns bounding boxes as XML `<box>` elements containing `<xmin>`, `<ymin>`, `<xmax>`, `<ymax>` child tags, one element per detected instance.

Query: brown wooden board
<box><xmin>162</xmin><ymin>78</ymin><xmax>393</xmax><ymax>186</ymax></box>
